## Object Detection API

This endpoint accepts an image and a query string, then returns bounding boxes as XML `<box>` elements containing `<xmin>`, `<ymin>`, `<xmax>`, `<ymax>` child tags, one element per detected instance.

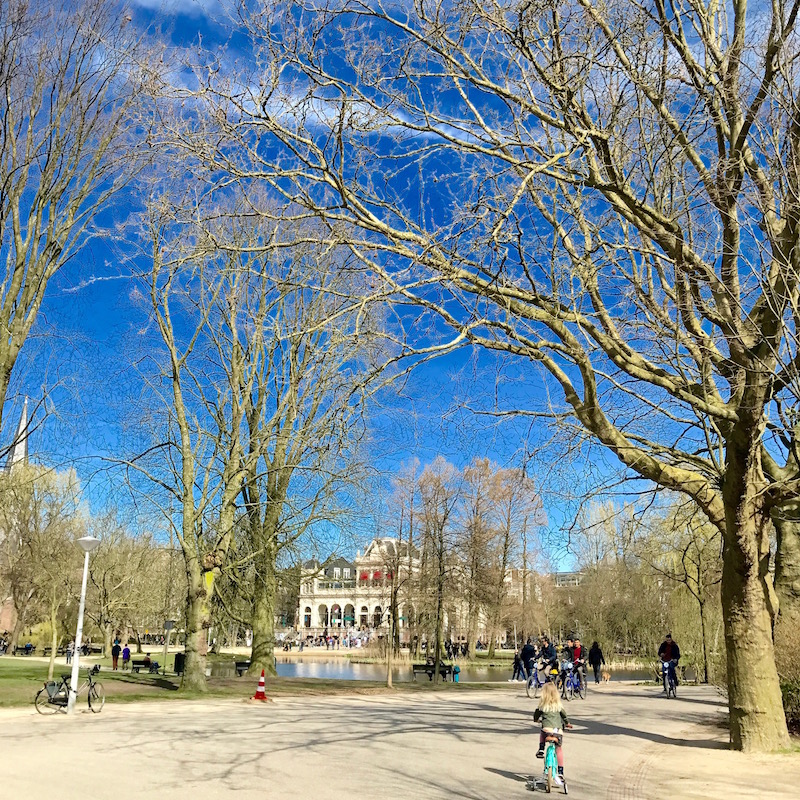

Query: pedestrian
<box><xmin>520</xmin><ymin>637</ymin><xmax>537</xmax><ymax>681</ymax></box>
<box><xmin>122</xmin><ymin>643</ymin><xmax>131</xmax><ymax>670</ymax></box>
<box><xmin>511</xmin><ymin>649</ymin><xmax>524</xmax><ymax>682</ymax></box>
<box><xmin>111</xmin><ymin>641</ymin><xmax>121</xmax><ymax>670</ymax></box>
<box><xmin>66</xmin><ymin>640</ymin><xmax>74</xmax><ymax>665</ymax></box>
<box><xmin>588</xmin><ymin>641</ymin><xmax>605</xmax><ymax>684</ymax></box>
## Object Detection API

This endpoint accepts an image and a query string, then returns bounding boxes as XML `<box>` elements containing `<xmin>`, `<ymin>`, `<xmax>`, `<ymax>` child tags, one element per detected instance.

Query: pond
<box><xmin>209</xmin><ymin>657</ymin><xmax>660</xmax><ymax>683</ymax></box>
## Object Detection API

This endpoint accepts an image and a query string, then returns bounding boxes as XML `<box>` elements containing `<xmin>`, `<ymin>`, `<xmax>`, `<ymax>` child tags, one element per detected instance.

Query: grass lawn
<box><xmin>0</xmin><ymin>656</ymin><xmax>506</xmax><ymax>709</ymax></box>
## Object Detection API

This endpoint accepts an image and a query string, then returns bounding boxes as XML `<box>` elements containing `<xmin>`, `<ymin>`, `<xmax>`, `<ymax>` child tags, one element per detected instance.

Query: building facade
<box><xmin>298</xmin><ymin>537</ymin><xmax>419</xmax><ymax>638</ymax></box>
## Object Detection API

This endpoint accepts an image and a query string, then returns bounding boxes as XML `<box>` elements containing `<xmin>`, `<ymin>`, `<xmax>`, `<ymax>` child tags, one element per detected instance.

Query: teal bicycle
<box><xmin>527</xmin><ymin>725</ymin><xmax>571</xmax><ymax>794</ymax></box>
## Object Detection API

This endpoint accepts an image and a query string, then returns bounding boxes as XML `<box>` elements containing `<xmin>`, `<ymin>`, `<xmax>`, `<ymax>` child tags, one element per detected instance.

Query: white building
<box><xmin>298</xmin><ymin>537</ymin><xmax>419</xmax><ymax>637</ymax></box>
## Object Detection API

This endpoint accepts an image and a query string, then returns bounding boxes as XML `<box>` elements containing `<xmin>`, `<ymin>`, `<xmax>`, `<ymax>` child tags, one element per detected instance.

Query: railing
<box><xmin>316</xmin><ymin>580</ymin><xmax>357</xmax><ymax>590</ymax></box>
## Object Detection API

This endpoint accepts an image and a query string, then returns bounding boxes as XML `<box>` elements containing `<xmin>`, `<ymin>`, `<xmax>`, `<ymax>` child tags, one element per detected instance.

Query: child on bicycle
<box><xmin>534</xmin><ymin>681</ymin><xmax>573</xmax><ymax>781</ymax></box>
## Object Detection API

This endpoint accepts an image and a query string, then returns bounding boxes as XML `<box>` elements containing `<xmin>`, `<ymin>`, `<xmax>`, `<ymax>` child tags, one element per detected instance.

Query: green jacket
<box><xmin>534</xmin><ymin>707</ymin><xmax>569</xmax><ymax>730</ymax></box>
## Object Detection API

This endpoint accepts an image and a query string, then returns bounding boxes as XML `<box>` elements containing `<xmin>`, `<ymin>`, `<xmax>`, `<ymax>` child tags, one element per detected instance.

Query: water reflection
<box><xmin>209</xmin><ymin>657</ymin><xmax>655</xmax><ymax>683</ymax></box>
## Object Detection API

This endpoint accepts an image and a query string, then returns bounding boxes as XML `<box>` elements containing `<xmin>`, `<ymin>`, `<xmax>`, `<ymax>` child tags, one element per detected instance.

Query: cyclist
<box><xmin>534</xmin><ymin>681</ymin><xmax>573</xmax><ymax>783</ymax></box>
<box><xmin>520</xmin><ymin>637</ymin><xmax>537</xmax><ymax>680</ymax></box>
<box><xmin>571</xmin><ymin>637</ymin><xmax>587</xmax><ymax>689</ymax></box>
<box><xmin>539</xmin><ymin>635</ymin><xmax>558</xmax><ymax>677</ymax></box>
<box><xmin>658</xmin><ymin>633</ymin><xmax>681</xmax><ymax>691</ymax></box>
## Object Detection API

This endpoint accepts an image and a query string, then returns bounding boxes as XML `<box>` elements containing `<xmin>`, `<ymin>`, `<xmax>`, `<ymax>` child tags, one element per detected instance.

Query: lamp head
<box><xmin>77</xmin><ymin>535</ymin><xmax>101</xmax><ymax>553</ymax></box>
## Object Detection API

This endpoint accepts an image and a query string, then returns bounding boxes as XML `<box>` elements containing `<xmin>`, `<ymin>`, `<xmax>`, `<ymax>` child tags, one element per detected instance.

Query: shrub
<box><xmin>781</xmin><ymin>680</ymin><xmax>800</xmax><ymax>735</ymax></box>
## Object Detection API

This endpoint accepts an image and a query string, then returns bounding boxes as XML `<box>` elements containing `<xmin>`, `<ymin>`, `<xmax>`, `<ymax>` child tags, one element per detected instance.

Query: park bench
<box><xmin>412</xmin><ymin>663</ymin><xmax>453</xmax><ymax>681</ymax></box>
<box><xmin>131</xmin><ymin>659</ymin><xmax>160</xmax><ymax>674</ymax></box>
<box><xmin>14</xmin><ymin>645</ymin><xmax>35</xmax><ymax>656</ymax></box>
<box><xmin>42</xmin><ymin>646</ymin><xmax>66</xmax><ymax>657</ymax></box>
<box><xmin>235</xmin><ymin>660</ymin><xmax>251</xmax><ymax>677</ymax></box>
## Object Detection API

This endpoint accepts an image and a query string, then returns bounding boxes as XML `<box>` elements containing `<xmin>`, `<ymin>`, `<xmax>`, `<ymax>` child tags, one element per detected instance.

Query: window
<box><xmin>343</xmin><ymin>568</ymin><xmax>351</xmax><ymax>579</ymax></box>
<box><xmin>333</xmin><ymin>567</ymin><xmax>341</xmax><ymax>579</ymax></box>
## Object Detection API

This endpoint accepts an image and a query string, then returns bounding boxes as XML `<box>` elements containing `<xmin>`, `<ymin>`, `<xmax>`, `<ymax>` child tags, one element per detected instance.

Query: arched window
<box><xmin>318</xmin><ymin>604</ymin><xmax>329</xmax><ymax>627</ymax></box>
<box><xmin>360</xmin><ymin>606</ymin><xmax>369</xmax><ymax>628</ymax></box>
<box><xmin>373</xmin><ymin>605</ymin><xmax>383</xmax><ymax>628</ymax></box>
<box><xmin>303</xmin><ymin>607</ymin><xmax>312</xmax><ymax>628</ymax></box>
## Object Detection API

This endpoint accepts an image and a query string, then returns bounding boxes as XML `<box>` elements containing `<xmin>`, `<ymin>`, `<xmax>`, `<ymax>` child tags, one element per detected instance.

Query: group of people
<box><xmin>512</xmin><ymin>635</ymin><xmax>608</xmax><ymax>688</ymax></box>
<box><xmin>529</xmin><ymin>632</ymin><xmax>682</xmax><ymax>788</ymax></box>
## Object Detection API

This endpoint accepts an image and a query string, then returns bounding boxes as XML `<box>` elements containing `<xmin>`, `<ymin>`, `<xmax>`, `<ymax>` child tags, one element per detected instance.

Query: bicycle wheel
<box><xmin>564</xmin><ymin>680</ymin><xmax>574</xmax><ymax>701</ymax></box>
<box><xmin>526</xmin><ymin>675</ymin><xmax>536</xmax><ymax>698</ymax></box>
<box><xmin>669</xmin><ymin>676</ymin><xmax>677</xmax><ymax>699</ymax></box>
<box><xmin>88</xmin><ymin>682</ymin><xmax>105</xmax><ymax>713</ymax></box>
<box><xmin>35</xmin><ymin>687</ymin><xmax>61</xmax><ymax>714</ymax></box>
<box><xmin>578</xmin><ymin>678</ymin><xmax>586</xmax><ymax>699</ymax></box>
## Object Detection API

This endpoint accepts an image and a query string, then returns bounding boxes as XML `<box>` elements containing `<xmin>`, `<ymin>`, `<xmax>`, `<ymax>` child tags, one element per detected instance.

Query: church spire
<box><xmin>6</xmin><ymin>397</ymin><xmax>29</xmax><ymax>471</ymax></box>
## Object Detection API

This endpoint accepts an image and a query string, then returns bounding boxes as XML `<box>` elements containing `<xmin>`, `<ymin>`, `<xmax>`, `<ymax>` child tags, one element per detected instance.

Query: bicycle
<box><xmin>526</xmin><ymin>661</ymin><xmax>547</xmax><ymax>699</ymax></box>
<box><xmin>526</xmin><ymin>726</ymin><xmax>571</xmax><ymax>794</ymax></box>
<box><xmin>35</xmin><ymin>664</ymin><xmax>105</xmax><ymax>714</ymax></box>
<box><xmin>661</xmin><ymin>659</ymin><xmax>677</xmax><ymax>699</ymax></box>
<box><xmin>559</xmin><ymin>660</ymin><xmax>585</xmax><ymax>701</ymax></box>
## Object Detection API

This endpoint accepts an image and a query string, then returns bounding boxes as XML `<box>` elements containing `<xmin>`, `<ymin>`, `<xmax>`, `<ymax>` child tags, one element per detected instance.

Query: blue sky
<box><xmin>2</xmin><ymin>0</ymin><xmax>634</xmax><ymax>566</ymax></box>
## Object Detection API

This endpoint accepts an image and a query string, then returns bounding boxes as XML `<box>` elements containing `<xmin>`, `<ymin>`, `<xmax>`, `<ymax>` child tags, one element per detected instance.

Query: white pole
<box><xmin>67</xmin><ymin>549</ymin><xmax>90</xmax><ymax>715</ymax></box>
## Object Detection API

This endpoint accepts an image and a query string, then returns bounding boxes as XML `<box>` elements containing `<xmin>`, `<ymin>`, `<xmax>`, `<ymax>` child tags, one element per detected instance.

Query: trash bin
<box><xmin>173</xmin><ymin>652</ymin><xmax>185</xmax><ymax>675</ymax></box>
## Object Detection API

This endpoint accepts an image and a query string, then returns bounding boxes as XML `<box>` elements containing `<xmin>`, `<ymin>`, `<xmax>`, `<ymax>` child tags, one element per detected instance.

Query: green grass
<box><xmin>0</xmin><ymin>656</ymin><xmax>508</xmax><ymax>709</ymax></box>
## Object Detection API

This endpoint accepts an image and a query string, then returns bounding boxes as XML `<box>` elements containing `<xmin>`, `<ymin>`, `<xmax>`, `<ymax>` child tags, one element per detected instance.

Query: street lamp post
<box><xmin>67</xmin><ymin>535</ymin><xmax>101</xmax><ymax>715</ymax></box>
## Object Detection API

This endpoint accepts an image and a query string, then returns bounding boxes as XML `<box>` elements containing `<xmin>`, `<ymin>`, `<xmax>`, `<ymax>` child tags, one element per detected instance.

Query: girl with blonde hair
<box><xmin>534</xmin><ymin>681</ymin><xmax>573</xmax><ymax>780</ymax></box>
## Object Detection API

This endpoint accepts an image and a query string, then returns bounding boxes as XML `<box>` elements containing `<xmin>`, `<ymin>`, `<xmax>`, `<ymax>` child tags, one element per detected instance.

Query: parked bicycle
<box><xmin>560</xmin><ymin>660</ymin><xmax>585</xmax><ymax>701</ymax></box>
<box><xmin>35</xmin><ymin>664</ymin><xmax>104</xmax><ymax>714</ymax></box>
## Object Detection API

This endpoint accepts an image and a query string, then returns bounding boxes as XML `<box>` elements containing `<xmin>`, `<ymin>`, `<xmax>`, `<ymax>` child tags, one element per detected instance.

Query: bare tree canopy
<box><xmin>160</xmin><ymin>0</ymin><xmax>800</xmax><ymax>749</ymax></box>
<box><xmin>0</xmin><ymin>0</ymin><xmax>153</xmax><ymax>432</ymax></box>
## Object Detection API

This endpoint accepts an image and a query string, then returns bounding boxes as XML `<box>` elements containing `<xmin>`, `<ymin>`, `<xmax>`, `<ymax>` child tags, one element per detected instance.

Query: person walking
<box><xmin>520</xmin><ymin>638</ymin><xmax>537</xmax><ymax>681</ymax></box>
<box><xmin>111</xmin><ymin>641</ymin><xmax>121</xmax><ymax>670</ymax></box>
<box><xmin>511</xmin><ymin>649</ymin><xmax>524</xmax><ymax>681</ymax></box>
<box><xmin>66</xmin><ymin>640</ymin><xmax>74</xmax><ymax>665</ymax></box>
<box><xmin>588</xmin><ymin>641</ymin><xmax>605</xmax><ymax>684</ymax></box>
<box><xmin>122</xmin><ymin>644</ymin><xmax>131</xmax><ymax>670</ymax></box>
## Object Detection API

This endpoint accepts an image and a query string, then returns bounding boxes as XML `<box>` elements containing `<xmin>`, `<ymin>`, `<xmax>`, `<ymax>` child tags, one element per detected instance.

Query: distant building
<box><xmin>298</xmin><ymin>538</ymin><xmax>420</xmax><ymax>637</ymax></box>
<box><xmin>554</xmin><ymin>571</ymin><xmax>584</xmax><ymax>588</ymax></box>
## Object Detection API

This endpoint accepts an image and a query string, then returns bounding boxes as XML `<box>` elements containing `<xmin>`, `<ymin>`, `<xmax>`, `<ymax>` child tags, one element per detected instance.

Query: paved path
<box><xmin>4</xmin><ymin>683</ymin><xmax>798</xmax><ymax>798</ymax></box>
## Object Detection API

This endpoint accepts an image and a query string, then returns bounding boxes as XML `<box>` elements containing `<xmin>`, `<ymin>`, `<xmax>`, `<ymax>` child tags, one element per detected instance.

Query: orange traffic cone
<box><xmin>252</xmin><ymin>668</ymin><xmax>269</xmax><ymax>701</ymax></box>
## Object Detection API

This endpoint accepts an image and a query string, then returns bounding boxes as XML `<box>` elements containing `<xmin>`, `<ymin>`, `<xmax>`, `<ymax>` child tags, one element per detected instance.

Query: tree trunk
<box><xmin>249</xmin><ymin>540</ymin><xmax>277</xmax><ymax>676</ymax></box>
<box><xmin>47</xmin><ymin>593</ymin><xmax>57</xmax><ymax>680</ymax></box>
<box><xmin>386</xmin><ymin>608</ymin><xmax>394</xmax><ymax>688</ymax></box>
<box><xmin>9</xmin><ymin>588</ymin><xmax>34</xmax><ymax>651</ymax></box>
<box><xmin>721</xmin><ymin>464</ymin><xmax>789</xmax><ymax>751</ymax></box>
<box><xmin>698</xmin><ymin>597</ymin><xmax>709</xmax><ymax>685</ymax></box>
<box><xmin>182</xmin><ymin>556</ymin><xmax>210</xmax><ymax>691</ymax></box>
<box><xmin>103</xmin><ymin>622</ymin><xmax>112</xmax><ymax>658</ymax></box>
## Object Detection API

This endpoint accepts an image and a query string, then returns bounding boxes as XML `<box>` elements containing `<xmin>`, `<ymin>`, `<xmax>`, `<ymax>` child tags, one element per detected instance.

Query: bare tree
<box><xmin>0</xmin><ymin>0</ymin><xmax>154</xmax><ymax>435</ymax></box>
<box><xmin>232</xmin><ymin>239</ymin><xmax>378</xmax><ymax>675</ymax></box>
<box><xmin>639</xmin><ymin>503</ymin><xmax>723</xmax><ymax>685</ymax></box>
<box><xmin>418</xmin><ymin>457</ymin><xmax>461</xmax><ymax>684</ymax></box>
<box><xmin>183</xmin><ymin>0</ymin><xmax>800</xmax><ymax>749</ymax></box>
<box><xmin>0</xmin><ymin>464</ymin><xmax>83</xmax><ymax>678</ymax></box>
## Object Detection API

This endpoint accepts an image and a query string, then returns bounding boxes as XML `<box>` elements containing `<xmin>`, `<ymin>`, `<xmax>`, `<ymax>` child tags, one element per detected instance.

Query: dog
<box><xmin>601</xmin><ymin>669</ymin><xmax>611</xmax><ymax>683</ymax></box>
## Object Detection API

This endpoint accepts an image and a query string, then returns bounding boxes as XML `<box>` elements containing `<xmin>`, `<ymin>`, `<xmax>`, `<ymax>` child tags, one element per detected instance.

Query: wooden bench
<box><xmin>235</xmin><ymin>660</ymin><xmax>251</xmax><ymax>677</ymax></box>
<box><xmin>14</xmin><ymin>645</ymin><xmax>35</xmax><ymax>656</ymax></box>
<box><xmin>412</xmin><ymin>663</ymin><xmax>453</xmax><ymax>681</ymax></box>
<box><xmin>131</xmin><ymin>659</ymin><xmax>159</xmax><ymax>674</ymax></box>
<box><xmin>42</xmin><ymin>646</ymin><xmax>66</xmax><ymax>657</ymax></box>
